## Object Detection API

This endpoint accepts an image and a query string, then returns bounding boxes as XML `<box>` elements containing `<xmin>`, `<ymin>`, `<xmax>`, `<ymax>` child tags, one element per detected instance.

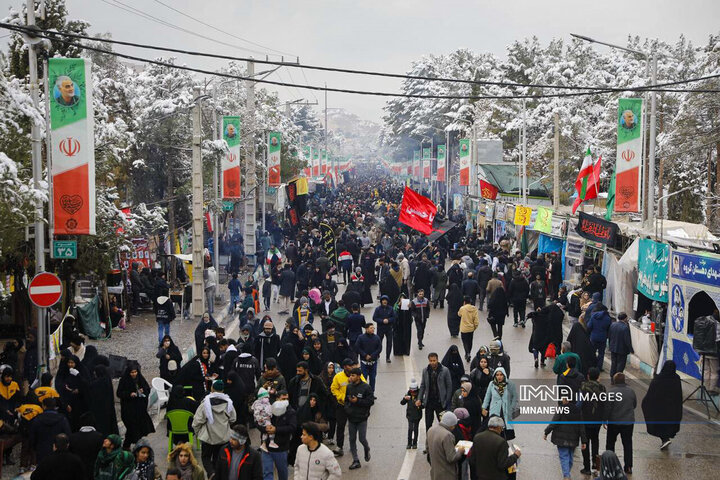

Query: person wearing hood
<box><xmin>154</xmin><ymin>295</ymin><xmax>176</xmax><ymax>344</ymax></box>
<box><xmin>544</xmin><ymin>396</ymin><xmax>587</xmax><ymax>480</ymax></box>
<box><xmin>69</xmin><ymin>412</ymin><xmax>104</xmax><ymax>480</ymax></box>
<box><xmin>426</xmin><ymin>411</ymin><xmax>465</xmax><ymax>480</ymax></box>
<box><xmin>372</xmin><ymin>295</ymin><xmax>396</xmax><ymax>363</ymax></box>
<box><xmin>55</xmin><ymin>354</ymin><xmax>88</xmax><ymax>431</ymax></box>
<box><xmin>441</xmin><ymin>345</ymin><xmax>466</xmax><ymax>393</ymax></box>
<box><xmin>595</xmin><ymin>450</ymin><xmax>628</xmax><ymax>480</ymax></box>
<box><xmin>238</xmin><ymin>324</ymin><xmax>258</xmax><ymax>355</ymax></box>
<box><xmin>194</xmin><ymin>312</ymin><xmax>218</xmax><ymax>359</ymax></box>
<box><xmin>232</xmin><ymin>349</ymin><xmax>261</xmax><ymax>395</ymax></box>
<box><xmin>557</xmin><ymin>356</ymin><xmax>584</xmax><ymax>397</ymax></box>
<box><xmin>215</xmin><ymin>424</ymin><xmax>263</xmax><ymax>480</ymax></box>
<box><xmin>580</xmin><ymin>367</ymin><xmax>606</xmax><ymax>475</ymax></box>
<box><xmin>193</xmin><ymin>379</ymin><xmax>237</xmax><ymax>477</ymax></box>
<box><xmin>584</xmin><ymin>292</ymin><xmax>603</xmax><ymax>320</ymax></box>
<box><xmin>127</xmin><ymin>438</ymin><xmax>161</xmax><ymax>480</ymax></box>
<box><xmin>87</xmin><ymin>365</ymin><xmax>119</xmax><ymax>437</ymax></box>
<box><xmin>117</xmin><ymin>362</ymin><xmax>155</xmax><ymax>450</ymax></box>
<box><xmin>293</xmin><ymin>297</ymin><xmax>315</xmax><ymax>330</ymax></box>
<box><xmin>642</xmin><ymin>360</ymin><xmax>683</xmax><ymax>450</ymax></box>
<box><xmin>94</xmin><ymin>434</ymin><xmax>134</xmax><ymax>480</ymax></box>
<box><xmin>255</xmin><ymin>320</ymin><xmax>281</xmax><ymax>367</ymax></box>
<box><xmin>167</xmin><ymin>443</ymin><xmax>205</xmax><ymax>480</ymax></box>
<box><xmin>566</xmin><ymin>314</ymin><xmax>597</xmax><ymax>376</ymax></box>
<box><xmin>400</xmin><ymin>378</ymin><xmax>423</xmax><ymax>449</ymax></box>
<box><xmin>445</xmin><ymin>283</ymin><xmax>463</xmax><ymax>338</ymax></box>
<box><xmin>204</xmin><ymin>265</ymin><xmax>218</xmax><ymax>314</ymax></box>
<box><xmin>31</xmin><ymin>433</ymin><xmax>85</xmax><ymax>480</ymax></box>
<box><xmin>482</xmin><ymin>367</ymin><xmax>518</xmax><ymax>440</ymax></box>
<box><xmin>29</xmin><ymin>397</ymin><xmax>71</xmax><ymax>464</ymax></box>
<box><xmin>587</xmin><ymin>300</ymin><xmax>612</xmax><ymax>370</ymax></box>
<box><xmin>157</xmin><ymin>335</ymin><xmax>182</xmax><ymax>383</ymax></box>
<box><xmin>0</xmin><ymin>365</ymin><xmax>20</xmax><ymax>431</ymax></box>
<box><xmin>487</xmin><ymin>340</ymin><xmax>511</xmax><ymax>379</ymax></box>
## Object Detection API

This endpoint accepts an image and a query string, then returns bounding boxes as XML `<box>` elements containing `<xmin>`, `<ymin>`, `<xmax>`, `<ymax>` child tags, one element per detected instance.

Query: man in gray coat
<box><xmin>418</xmin><ymin>352</ymin><xmax>453</xmax><ymax>432</ymax></box>
<box><xmin>605</xmin><ymin>372</ymin><xmax>637</xmax><ymax>475</ymax></box>
<box><xmin>426</xmin><ymin>411</ymin><xmax>465</xmax><ymax>480</ymax></box>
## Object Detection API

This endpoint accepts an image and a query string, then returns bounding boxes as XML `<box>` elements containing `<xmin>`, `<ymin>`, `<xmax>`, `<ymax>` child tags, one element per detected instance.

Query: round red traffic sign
<box><xmin>28</xmin><ymin>272</ymin><xmax>63</xmax><ymax>308</ymax></box>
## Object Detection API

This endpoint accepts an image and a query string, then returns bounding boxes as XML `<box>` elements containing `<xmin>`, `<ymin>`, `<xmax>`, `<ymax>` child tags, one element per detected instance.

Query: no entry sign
<box><xmin>28</xmin><ymin>272</ymin><xmax>63</xmax><ymax>308</ymax></box>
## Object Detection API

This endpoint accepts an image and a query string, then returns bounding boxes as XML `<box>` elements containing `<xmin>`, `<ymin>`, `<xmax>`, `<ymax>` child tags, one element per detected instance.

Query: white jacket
<box><xmin>294</xmin><ymin>443</ymin><xmax>342</xmax><ymax>480</ymax></box>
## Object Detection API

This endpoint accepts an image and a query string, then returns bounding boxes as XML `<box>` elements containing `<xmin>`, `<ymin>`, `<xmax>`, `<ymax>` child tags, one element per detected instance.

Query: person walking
<box><xmin>544</xmin><ymin>397</ymin><xmax>587</xmax><ymax>480</ymax></box>
<box><xmin>468</xmin><ymin>416</ymin><xmax>520</xmax><ymax>480</ymax></box>
<box><xmin>127</xmin><ymin>438</ymin><xmax>162</xmax><ymax>480</ymax></box>
<box><xmin>69</xmin><ymin>413</ymin><xmax>104</xmax><ymax>480</ymax></box>
<box><xmin>642</xmin><ymin>360</ymin><xmax>682</xmax><ymax>450</ymax></box>
<box><xmin>458</xmin><ymin>296</ymin><xmax>480</xmax><ymax>362</ymax></box>
<box><xmin>580</xmin><ymin>367</ymin><xmax>606</xmax><ymax>475</ymax></box>
<box><xmin>205</xmin><ymin>265</ymin><xmax>217</xmax><ymax>314</ymax></box>
<box><xmin>605</xmin><ymin>373</ymin><xmax>636</xmax><ymax>475</ymax></box>
<box><xmin>445</xmin><ymin>283</ymin><xmax>463</xmax><ymax>338</ymax></box>
<box><xmin>279</xmin><ymin>265</ymin><xmax>296</xmax><ymax>314</ymax></box>
<box><xmin>526</xmin><ymin>307</ymin><xmax>550</xmax><ymax>368</ymax></box>
<box><xmin>411</xmin><ymin>289</ymin><xmax>431</xmax><ymax>350</ymax></box>
<box><xmin>228</xmin><ymin>273</ymin><xmax>242</xmax><ymax>314</ymax></box>
<box><xmin>608</xmin><ymin>313</ymin><xmax>633</xmax><ymax>379</ymax></box>
<box><xmin>293</xmin><ymin>421</ymin><xmax>342</xmax><ymax>480</ymax></box>
<box><xmin>345</xmin><ymin>367</ymin><xmax>374</xmax><ymax>470</ymax></box>
<box><xmin>530</xmin><ymin>274</ymin><xmax>546</xmax><ymax>311</ymax></box>
<box><xmin>426</xmin><ymin>411</ymin><xmax>465</xmax><ymax>480</ymax></box>
<box><xmin>354</xmin><ymin>323</ymin><xmax>382</xmax><ymax>393</ymax></box>
<box><xmin>487</xmin><ymin>281</ymin><xmax>509</xmax><ymax>340</ymax></box>
<box><xmin>481</xmin><ymin>367</ymin><xmax>518</xmax><ymax>442</ymax></box>
<box><xmin>587</xmin><ymin>302</ymin><xmax>612</xmax><ymax>370</ymax></box>
<box><xmin>154</xmin><ymin>295</ymin><xmax>175</xmax><ymax>344</ymax></box>
<box><xmin>329</xmin><ymin>358</ymin><xmax>355</xmax><ymax>457</ymax></box>
<box><xmin>31</xmin><ymin>433</ymin><xmax>85</xmax><ymax>480</ymax></box>
<box><xmin>418</xmin><ymin>352</ymin><xmax>453</xmax><ymax>432</ymax></box>
<box><xmin>400</xmin><ymin>379</ymin><xmax>423</xmax><ymax>449</ymax></box>
<box><xmin>508</xmin><ymin>272</ymin><xmax>529</xmax><ymax>328</ymax></box>
<box><xmin>117</xmin><ymin>362</ymin><xmax>155</xmax><ymax>450</ymax></box>
<box><xmin>213</xmin><ymin>424</ymin><xmax>263</xmax><ymax>480</ymax></box>
<box><xmin>461</xmin><ymin>271</ymin><xmax>480</xmax><ymax>306</ymax></box>
<box><xmin>93</xmin><ymin>434</ymin><xmax>135</xmax><ymax>480</ymax></box>
<box><xmin>372</xmin><ymin>295</ymin><xmax>396</xmax><ymax>363</ymax></box>
<box><xmin>192</xmin><ymin>380</ymin><xmax>237</xmax><ymax>477</ymax></box>
<box><xmin>260</xmin><ymin>393</ymin><xmax>296</xmax><ymax>480</ymax></box>
<box><xmin>29</xmin><ymin>397</ymin><xmax>71</xmax><ymax>464</ymax></box>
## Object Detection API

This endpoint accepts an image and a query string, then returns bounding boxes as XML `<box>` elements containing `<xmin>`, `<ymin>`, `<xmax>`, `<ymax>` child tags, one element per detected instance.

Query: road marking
<box><xmin>397</xmin><ymin>354</ymin><xmax>422</xmax><ymax>480</ymax></box>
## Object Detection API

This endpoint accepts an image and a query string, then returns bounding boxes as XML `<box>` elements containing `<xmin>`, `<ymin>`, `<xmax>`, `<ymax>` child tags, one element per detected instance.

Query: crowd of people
<box><xmin>0</xmin><ymin>174</ymin><xmax>689</xmax><ymax>480</ymax></box>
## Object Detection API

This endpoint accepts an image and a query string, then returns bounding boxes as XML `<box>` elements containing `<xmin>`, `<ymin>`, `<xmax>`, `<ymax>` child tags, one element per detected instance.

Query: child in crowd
<box><xmin>251</xmin><ymin>388</ymin><xmax>277</xmax><ymax>449</ymax></box>
<box><xmin>400</xmin><ymin>378</ymin><xmax>423</xmax><ymax>449</ymax></box>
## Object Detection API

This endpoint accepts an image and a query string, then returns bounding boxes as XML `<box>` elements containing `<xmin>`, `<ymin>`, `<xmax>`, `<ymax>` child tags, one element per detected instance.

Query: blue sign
<box><xmin>671</xmin><ymin>251</ymin><xmax>720</xmax><ymax>287</ymax></box>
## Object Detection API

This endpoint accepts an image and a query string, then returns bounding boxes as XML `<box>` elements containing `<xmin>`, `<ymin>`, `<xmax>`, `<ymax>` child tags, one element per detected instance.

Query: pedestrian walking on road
<box><xmin>508</xmin><ymin>272</ymin><xmax>529</xmax><ymax>327</ymax></box>
<box><xmin>482</xmin><ymin>367</ymin><xmax>517</xmax><ymax>441</ymax></box>
<box><xmin>468</xmin><ymin>416</ymin><xmax>520</xmax><ymax>480</ymax></box>
<box><xmin>458</xmin><ymin>296</ymin><xmax>480</xmax><ymax>362</ymax></box>
<box><xmin>293</xmin><ymin>421</ymin><xmax>342</xmax><ymax>480</ymax></box>
<box><xmin>426</xmin><ymin>411</ymin><xmax>465</xmax><ymax>480</ymax></box>
<box><xmin>580</xmin><ymin>367</ymin><xmax>606</xmax><ymax>475</ymax></box>
<box><xmin>400</xmin><ymin>379</ymin><xmax>423</xmax><ymax>449</ymax></box>
<box><xmin>167</xmin><ymin>443</ymin><xmax>204</xmax><ymax>480</ymax></box>
<box><xmin>345</xmin><ymin>367</ymin><xmax>374</xmax><ymax>470</ymax></box>
<box><xmin>544</xmin><ymin>397</ymin><xmax>587</xmax><ymax>480</ymax></box>
<box><xmin>117</xmin><ymin>362</ymin><xmax>155</xmax><ymax>450</ymax></box>
<box><xmin>418</xmin><ymin>352</ymin><xmax>453</xmax><ymax>432</ymax></box>
<box><xmin>154</xmin><ymin>295</ymin><xmax>175</xmax><ymax>344</ymax></box>
<box><xmin>411</xmin><ymin>289</ymin><xmax>431</xmax><ymax>350</ymax></box>
<box><xmin>441</xmin><ymin>345</ymin><xmax>466</xmax><ymax>393</ymax></box>
<box><xmin>445</xmin><ymin>283</ymin><xmax>463</xmax><ymax>338</ymax></box>
<box><xmin>608</xmin><ymin>313</ymin><xmax>633</xmax><ymax>379</ymax></box>
<box><xmin>487</xmin><ymin>281</ymin><xmax>509</xmax><ymax>340</ymax></box>
<box><xmin>605</xmin><ymin>373</ymin><xmax>636</xmax><ymax>475</ymax></box>
<box><xmin>204</xmin><ymin>265</ymin><xmax>217</xmax><ymax>314</ymax></box>
<box><xmin>642</xmin><ymin>360</ymin><xmax>682</xmax><ymax>450</ymax></box>
<box><xmin>93</xmin><ymin>434</ymin><xmax>135</xmax><ymax>480</ymax></box>
<box><xmin>587</xmin><ymin>301</ymin><xmax>612</xmax><ymax>370</ymax></box>
<box><xmin>192</xmin><ymin>380</ymin><xmax>237</xmax><ymax>478</ymax></box>
<box><xmin>355</xmin><ymin>323</ymin><xmax>382</xmax><ymax>393</ymax></box>
<box><xmin>373</xmin><ymin>295</ymin><xmax>396</xmax><ymax>362</ymax></box>
<box><xmin>214</xmin><ymin>424</ymin><xmax>263</xmax><ymax>480</ymax></box>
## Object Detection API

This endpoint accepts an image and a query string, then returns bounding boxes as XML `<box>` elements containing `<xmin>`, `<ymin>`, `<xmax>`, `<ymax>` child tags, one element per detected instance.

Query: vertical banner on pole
<box><xmin>615</xmin><ymin>98</ymin><xmax>643</xmax><ymax>212</ymax></box>
<box><xmin>321</xmin><ymin>150</ymin><xmax>327</xmax><ymax>174</ymax></box>
<box><xmin>312</xmin><ymin>148</ymin><xmax>319</xmax><ymax>176</ymax></box>
<box><xmin>221</xmin><ymin>116</ymin><xmax>241</xmax><ymax>198</ymax></box>
<box><xmin>459</xmin><ymin>139</ymin><xmax>470</xmax><ymax>186</ymax></box>
<box><xmin>49</xmin><ymin>58</ymin><xmax>95</xmax><ymax>235</ymax></box>
<box><xmin>422</xmin><ymin>147</ymin><xmax>431</xmax><ymax>179</ymax></box>
<box><xmin>267</xmin><ymin>131</ymin><xmax>281</xmax><ymax>186</ymax></box>
<box><xmin>436</xmin><ymin>144</ymin><xmax>446</xmax><ymax>182</ymax></box>
<box><xmin>302</xmin><ymin>145</ymin><xmax>311</xmax><ymax>176</ymax></box>
<box><xmin>413</xmin><ymin>150</ymin><xmax>421</xmax><ymax>180</ymax></box>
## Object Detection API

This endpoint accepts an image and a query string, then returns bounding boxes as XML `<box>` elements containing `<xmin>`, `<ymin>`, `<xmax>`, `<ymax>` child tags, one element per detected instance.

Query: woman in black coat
<box><xmin>445</xmin><ymin>283</ymin><xmax>463</xmax><ymax>337</ymax></box>
<box><xmin>487</xmin><ymin>284</ymin><xmax>509</xmax><ymax>339</ymax></box>
<box><xmin>194</xmin><ymin>312</ymin><xmax>218</xmax><ymax>358</ymax></box>
<box><xmin>157</xmin><ymin>335</ymin><xmax>183</xmax><ymax>382</ymax></box>
<box><xmin>55</xmin><ymin>354</ymin><xmax>89</xmax><ymax>431</ymax></box>
<box><xmin>225</xmin><ymin>371</ymin><xmax>250</xmax><ymax>426</ymax></box>
<box><xmin>179</xmin><ymin>347</ymin><xmax>216</xmax><ymax>401</ymax></box>
<box><xmin>441</xmin><ymin>345</ymin><xmax>466</xmax><ymax>392</ymax></box>
<box><xmin>279</xmin><ymin>266</ymin><xmax>297</xmax><ymax>299</ymax></box>
<box><xmin>117</xmin><ymin>361</ymin><xmax>155</xmax><ymax>449</ymax></box>
<box><xmin>392</xmin><ymin>294</ymin><xmax>413</xmax><ymax>356</ymax></box>
<box><xmin>526</xmin><ymin>308</ymin><xmax>551</xmax><ymax>368</ymax></box>
<box><xmin>277</xmin><ymin>342</ymin><xmax>300</xmax><ymax>383</ymax></box>
<box><xmin>88</xmin><ymin>365</ymin><xmax>119</xmax><ymax>436</ymax></box>
<box><xmin>642</xmin><ymin>360</ymin><xmax>683</xmax><ymax>447</ymax></box>
<box><xmin>566</xmin><ymin>316</ymin><xmax>597</xmax><ymax>376</ymax></box>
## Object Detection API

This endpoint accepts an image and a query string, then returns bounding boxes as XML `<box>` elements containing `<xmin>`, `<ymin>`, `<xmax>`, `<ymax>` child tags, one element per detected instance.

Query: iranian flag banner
<box><xmin>302</xmin><ymin>145</ymin><xmax>311</xmax><ymax>176</ymax></box>
<box><xmin>571</xmin><ymin>148</ymin><xmax>602</xmax><ymax>214</ymax></box>
<box><xmin>268</xmin><ymin>132</ymin><xmax>281</xmax><ymax>186</ymax></box>
<box><xmin>615</xmin><ymin>98</ymin><xmax>643</xmax><ymax>212</ymax></box>
<box><xmin>413</xmin><ymin>150</ymin><xmax>421</xmax><ymax>180</ymax></box>
<box><xmin>49</xmin><ymin>58</ymin><xmax>95</xmax><ymax>235</ymax></box>
<box><xmin>221</xmin><ymin>116</ymin><xmax>241</xmax><ymax>198</ymax></box>
<box><xmin>321</xmin><ymin>150</ymin><xmax>327</xmax><ymax>174</ymax></box>
<box><xmin>436</xmin><ymin>144</ymin><xmax>446</xmax><ymax>182</ymax></box>
<box><xmin>312</xmin><ymin>148</ymin><xmax>319</xmax><ymax>176</ymax></box>
<box><xmin>459</xmin><ymin>139</ymin><xmax>470</xmax><ymax>186</ymax></box>
<box><xmin>423</xmin><ymin>147</ymin><xmax>431</xmax><ymax>179</ymax></box>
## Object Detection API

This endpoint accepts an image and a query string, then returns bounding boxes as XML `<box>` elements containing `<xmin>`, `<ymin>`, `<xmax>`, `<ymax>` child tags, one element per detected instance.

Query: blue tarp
<box><xmin>538</xmin><ymin>234</ymin><xmax>564</xmax><ymax>255</ymax></box>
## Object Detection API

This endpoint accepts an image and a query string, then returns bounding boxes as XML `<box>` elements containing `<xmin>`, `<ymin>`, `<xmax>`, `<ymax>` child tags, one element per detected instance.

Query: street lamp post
<box><xmin>571</xmin><ymin>33</ymin><xmax>658</xmax><ymax>225</ymax></box>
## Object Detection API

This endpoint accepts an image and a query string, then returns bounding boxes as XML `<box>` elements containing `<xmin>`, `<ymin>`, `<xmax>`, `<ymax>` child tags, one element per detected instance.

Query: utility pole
<box><xmin>244</xmin><ymin>60</ymin><xmax>257</xmax><ymax>266</ymax></box>
<box><xmin>212</xmin><ymin>111</ymin><xmax>219</xmax><ymax>277</ymax></box>
<box><xmin>262</xmin><ymin>133</ymin><xmax>267</xmax><ymax>233</ymax></box>
<box><xmin>647</xmin><ymin>51</ymin><xmax>658</xmax><ymax>226</ymax></box>
<box><xmin>324</xmin><ymin>83</ymin><xmax>329</xmax><ymax>184</ymax></box>
<box><xmin>27</xmin><ymin>0</ymin><xmax>47</xmax><ymax>371</ymax></box>
<box><xmin>445</xmin><ymin>129</ymin><xmax>450</xmax><ymax>215</ymax></box>
<box><xmin>522</xmin><ymin>99</ymin><xmax>527</xmax><ymax>204</ymax></box>
<box><xmin>553</xmin><ymin>112</ymin><xmax>560</xmax><ymax>209</ymax></box>
<box><xmin>191</xmin><ymin>87</ymin><xmax>205</xmax><ymax>318</ymax></box>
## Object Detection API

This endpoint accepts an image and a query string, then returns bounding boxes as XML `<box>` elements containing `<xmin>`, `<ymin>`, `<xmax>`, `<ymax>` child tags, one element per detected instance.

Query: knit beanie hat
<box><xmin>461</xmin><ymin>381</ymin><xmax>472</xmax><ymax>393</ymax></box>
<box><xmin>440</xmin><ymin>411</ymin><xmax>458</xmax><ymax>427</ymax></box>
<box><xmin>409</xmin><ymin>378</ymin><xmax>418</xmax><ymax>391</ymax></box>
<box><xmin>257</xmin><ymin>387</ymin><xmax>269</xmax><ymax>399</ymax></box>
<box><xmin>453</xmin><ymin>408</ymin><xmax>469</xmax><ymax>420</ymax></box>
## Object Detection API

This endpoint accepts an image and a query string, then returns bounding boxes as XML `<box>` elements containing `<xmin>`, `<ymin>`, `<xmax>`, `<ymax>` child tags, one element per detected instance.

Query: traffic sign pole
<box><xmin>28</xmin><ymin>272</ymin><xmax>63</xmax><ymax>375</ymax></box>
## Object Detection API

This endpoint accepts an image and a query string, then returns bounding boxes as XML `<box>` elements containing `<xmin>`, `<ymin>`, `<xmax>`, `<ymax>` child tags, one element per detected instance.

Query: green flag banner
<box><xmin>615</xmin><ymin>98</ymin><xmax>642</xmax><ymax>212</ymax></box>
<box><xmin>437</xmin><ymin>145</ymin><xmax>446</xmax><ymax>182</ymax></box>
<box><xmin>422</xmin><ymin>147</ymin><xmax>431</xmax><ymax>179</ymax></box>
<box><xmin>321</xmin><ymin>149</ymin><xmax>327</xmax><ymax>174</ymax></box>
<box><xmin>222</xmin><ymin>116</ymin><xmax>241</xmax><ymax>198</ymax></box>
<box><xmin>534</xmin><ymin>206</ymin><xmax>554</xmax><ymax>233</ymax></box>
<box><xmin>49</xmin><ymin>58</ymin><xmax>95</xmax><ymax>235</ymax></box>
<box><xmin>268</xmin><ymin>132</ymin><xmax>281</xmax><ymax>186</ymax></box>
<box><xmin>413</xmin><ymin>150</ymin><xmax>421</xmax><ymax>180</ymax></box>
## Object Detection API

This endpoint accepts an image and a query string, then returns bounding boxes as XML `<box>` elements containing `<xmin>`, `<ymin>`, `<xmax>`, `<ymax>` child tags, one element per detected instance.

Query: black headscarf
<box><xmin>642</xmin><ymin>360</ymin><xmax>683</xmax><ymax>439</ymax></box>
<box><xmin>441</xmin><ymin>345</ymin><xmax>465</xmax><ymax>391</ymax></box>
<box><xmin>277</xmin><ymin>342</ymin><xmax>300</xmax><ymax>383</ymax></box>
<box><xmin>598</xmin><ymin>450</ymin><xmax>627</xmax><ymax>480</ymax></box>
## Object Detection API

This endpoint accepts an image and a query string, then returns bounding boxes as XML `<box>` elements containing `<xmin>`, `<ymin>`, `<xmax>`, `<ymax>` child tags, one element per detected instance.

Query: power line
<box><xmin>12</xmin><ymin>21</ymin><xmax>720</xmax><ymax>94</ymax></box>
<box><xmin>99</xmin><ymin>0</ymin><xmax>275</xmax><ymax>57</ymax></box>
<box><xmin>150</xmin><ymin>0</ymin><xmax>296</xmax><ymax>57</ymax></box>
<box><xmin>5</xmin><ymin>23</ymin><xmax>720</xmax><ymax>99</ymax></box>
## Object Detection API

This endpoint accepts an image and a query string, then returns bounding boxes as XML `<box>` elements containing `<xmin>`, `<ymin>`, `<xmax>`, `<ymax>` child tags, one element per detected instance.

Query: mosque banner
<box><xmin>267</xmin><ymin>132</ymin><xmax>281</xmax><ymax>186</ymax></box>
<box><xmin>49</xmin><ymin>57</ymin><xmax>96</xmax><ymax>235</ymax></box>
<box><xmin>615</xmin><ymin>98</ymin><xmax>643</xmax><ymax>212</ymax></box>
<box><xmin>221</xmin><ymin>116</ymin><xmax>241</xmax><ymax>198</ymax></box>
<box><xmin>459</xmin><ymin>139</ymin><xmax>470</xmax><ymax>186</ymax></box>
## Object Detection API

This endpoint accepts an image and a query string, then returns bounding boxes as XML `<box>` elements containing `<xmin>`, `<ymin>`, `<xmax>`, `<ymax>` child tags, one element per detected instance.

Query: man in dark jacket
<box><xmin>31</xmin><ymin>433</ymin><xmax>85</xmax><ymax>480</ymax></box>
<box><xmin>580</xmin><ymin>368</ymin><xmax>606</xmax><ymax>474</ymax></box>
<box><xmin>69</xmin><ymin>413</ymin><xmax>104</xmax><ymax>480</ymax></box>
<box><xmin>30</xmin><ymin>397</ymin><xmax>71</xmax><ymax>463</ymax></box>
<box><xmin>372</xmin><ymin>295</ymin><xmax>396</xmax><ymax>363</ymax></box>
<box><xmin>608</xmin><ymin>312</ymin><xmax>634</xmax><ymax>379</ymax></box>
<box><xmin>585</xmin><ymin>266</ymin><xmax>607</xmax><ymax>296</ymax></box>
<box><xmin>507</xmin><ymin>272</ymin><xmax>530</xmax><ymax>327</ymax></box>
<box><xmin>475</xmin><ymin>260</ymin><xmax>493</xmax><ymax>311</ymax></box>
<box><xmin>468</xmin><ymin>416</ymin><xmax>520</xmax><ymax>480</ymax></box>
<box><xmin>345</xmin><ymin>368</ymin><xmax>374</xmax><ymax>470</ymax></box>
<box><xmin>261</xmin><ymin>391</ymin><xmax>296</xmax><ymax>480</ymax></box>
<box><xmin>154</xmin><ymin>295</ymin><xmax>176</xmax><ymax>344</ymax></box>
<box><xmin>214</xmin><ymin>424</ymin><xmax>263</xmax><ymax>480</ymax></box>
<box><xmin>587</xmin><ymin>304</ymin><xmax>612</xmax><ymax>370</ymax></box>
<box><xmin>354</xmin><ymin>323</ymin><xmax>382</xmax><ymax>393</ymax></box>
<box><xmin>418</xmin><ymin>352</ymin><xmax>453</xmax><ymax>431</ymax></box>
<box><xmin>557</xmin><ymin>356</ymin><xmax>584</xmax><ymax>396</ymax></box>
<box><xmin>254</xmin><ymin>321</ymin><xmax>280</xmax><ymax>367</ymax></box>
<box><xmin>461</xmin><ymin>271</ymin><xmax>480</xmax><ymax>305</ymax></box>
<box><xmin>287</xmin><ymin>361</ymin><xmax>328</xmax><ymax>411</ymax></box>
<box><xmin>605</xmin><ymin>373</ymin><xmax>637</xmax><ymax>475</ymax></box>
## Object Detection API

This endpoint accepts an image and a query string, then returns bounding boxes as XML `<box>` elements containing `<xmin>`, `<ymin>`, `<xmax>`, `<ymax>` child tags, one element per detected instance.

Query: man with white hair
<box><xmin>55</xmin><ymin>76</ymin><xmax>79</xmax><ymax>106</ymax></box>
<box><xmin>426</xmin><ymin>411</ymin><xmax>465</xmax><ymax>480</ymax></box>
<box><xmin>469</xmin><ymin>416</ymin><xmax>521</xmax><ymax>479</ymax></box>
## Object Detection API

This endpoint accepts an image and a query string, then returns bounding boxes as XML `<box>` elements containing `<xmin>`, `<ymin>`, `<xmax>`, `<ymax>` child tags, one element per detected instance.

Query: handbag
<box><xmin>544</xmin><ymin>342</ymin><xmax>557</xmax><ymax>359</ymax></box>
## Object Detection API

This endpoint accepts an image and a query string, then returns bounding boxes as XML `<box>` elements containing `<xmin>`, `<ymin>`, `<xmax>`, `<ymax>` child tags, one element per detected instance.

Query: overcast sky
<box><xmin>5</xmin><ymin>0</ymin><xmax>720</xmax><ymax>124</ymax></box>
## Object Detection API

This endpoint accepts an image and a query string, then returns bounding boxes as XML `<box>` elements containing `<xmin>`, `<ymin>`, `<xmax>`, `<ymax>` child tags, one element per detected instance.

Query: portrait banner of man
<box><xmin>267</xmin><ymin>131</ymin><xmax>282</xmax><ymax>187</ymax></box>
<box><xmin>615</xmin><ymin>98</ymin><xmax>643</xmax><ymax>213</ymax></box>
<box><xmin>49</xmin><ymin>57</ymin><xmax>96</xmax><ymax>235</ymax></box>
<box><xmin>459</xmin><ymin>138</ymin><xmax>470</xmax><ymax>186</ymax></box>
<box><xmin>222</xmin><ymin>116</ymin><xmax>241</xmax><ymax>198</ymax></box>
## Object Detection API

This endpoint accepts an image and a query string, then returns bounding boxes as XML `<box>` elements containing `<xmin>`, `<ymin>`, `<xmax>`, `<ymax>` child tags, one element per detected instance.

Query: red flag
<box><xmin>205</xmin><ymin>212</ymin><xmax>213</xmax><ymax>233</ymax></box>
<box><xmin>572</xmin><ymin>148</ymin><xmax>602</xmax><ymax>214</ymax></box>
<box><xmin>399</xmin><ymin>186</ymin><xmax>437</xmax><ymax>234</ymax></box>
<box><xmin>479</xmin><ymin>180</ymin><xmax>499</xmax><ymax>200</ymax></box>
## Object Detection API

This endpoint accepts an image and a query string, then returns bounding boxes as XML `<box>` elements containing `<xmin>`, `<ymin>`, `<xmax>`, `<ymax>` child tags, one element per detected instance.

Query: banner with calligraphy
<box><xmin>49</xmin><ymin>57</ymin><xmax>96</xmax><ymax>235</ymax></box>
<box><xmin>637</xmin><ymin>238</ymin><xmax>669</xmax><ymax>302</ymax></box>
<box><xmin>459</xmin><ymin>139</ymin><xmax>470</xmax><ymax>186</ymax></box>
<box><xmin>436</xmin><ymin>145</ymin><xmax>446</xmax><ymax>182</ymax></box>
<box><xmin>615</xmin><ymin>98</ymin><xmax>643</xmax><ymax>212</ymax></box>
<box><xmin>533</xmin><ymin>206</ymin><xmax>553</xmax><ymax>234</ymax></box>
<box><xmin>320</xmin><ymin>222</ymin><xmax>337</xmax><ymax>266</ymax></box>
<box><xmin>670</xmin><ymin>250</ymin><xmax>720</xmax><ymax>287</ymax></box>
<box><xmin>221</xmin><ymin>116</ymin><xmax>241</xmax><ymax>198</ymax></box>
<box><xmin>267</xmin><ymin>131</ymin><xmax>281</xmax><ymax>186</ymax></box>
<box><xmin>575</xmin><ymin>212</ymin><xmax>618</xmax><ymax>246</ymax></box>
<box><xmin>513</xmin><ymin>205</ymin><xmax>532</xmax><ymax>226</ymax></box>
